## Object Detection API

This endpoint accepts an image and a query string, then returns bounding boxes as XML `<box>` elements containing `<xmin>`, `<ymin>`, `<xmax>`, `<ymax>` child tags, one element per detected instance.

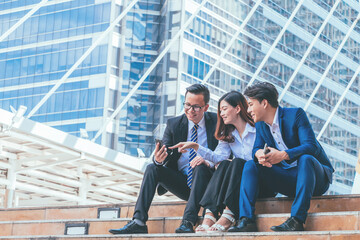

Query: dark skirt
<box><xmin>199</xmin><ymin>158</ymin><xmax>246</xmax><ymax>219</ymax></box>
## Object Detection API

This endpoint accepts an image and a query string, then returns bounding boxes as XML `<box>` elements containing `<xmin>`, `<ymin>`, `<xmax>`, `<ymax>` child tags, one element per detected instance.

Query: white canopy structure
<box><xmin>0</xmin><ymin>107</ymin><xmax>176</xmax><ymax>208</ymax></box>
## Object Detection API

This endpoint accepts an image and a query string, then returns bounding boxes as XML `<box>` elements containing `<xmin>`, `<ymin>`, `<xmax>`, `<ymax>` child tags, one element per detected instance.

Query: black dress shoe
<box><xmin>175</xmin><ymin>220</ymin><xmax>194</xmax><ymax>233</ymax></box>
<box><xmin>271</xmin><ymin>217</ymin><xmax>304</xmax><ymax>231</ymax></box>
<box><xmin>228</xmin><ymin>217</ymin><xmax>257</xmax><ymax>232</ymax></box>
<box><xmin>109</xmin><ymin>220</ymin><xmax>148</xmax><ymax>234</ymax></box>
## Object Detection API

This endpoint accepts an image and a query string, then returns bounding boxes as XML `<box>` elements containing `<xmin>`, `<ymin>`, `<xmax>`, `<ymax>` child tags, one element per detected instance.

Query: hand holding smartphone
<box><xmin>263</xmin><ymin>143</ymin><xmax>270</xmax><ymax>154</ymax></box>
<box><xmin>155</xmin><ymin>139</ymin><xmax>163</xmax><ymax>149</ymax></box>
<box><xmin>261</xmin><ymin>143</ymin><xmax>272</xmax><ymax>168</ymax></box>
<box><xmin>155</xmin><ymin>139</ymin><xmax>172</xmax><ymax>155</ymax></box>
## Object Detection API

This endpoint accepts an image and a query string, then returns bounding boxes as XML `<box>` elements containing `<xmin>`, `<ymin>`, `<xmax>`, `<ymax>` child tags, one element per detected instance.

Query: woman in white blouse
<box><xmin>171</xmin><ymin>91</ymin><xmax>257</xmax><ymax>233</ymax></box>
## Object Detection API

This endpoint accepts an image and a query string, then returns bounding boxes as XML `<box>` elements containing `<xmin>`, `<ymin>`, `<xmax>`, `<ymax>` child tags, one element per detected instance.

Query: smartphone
<box><xmin>155</xmin><ymin>139</ymin><xmax>163</xmax><ymax>148</ymax></box>
<box><xmin>263</xmin><ymin>143</ymin><xmax>270</xmax><ymax>154</ymax></box>
<box><xmin>155</xmin><ymin>139</ymin><xmax>173</xmax><ymax>155</ymax></box>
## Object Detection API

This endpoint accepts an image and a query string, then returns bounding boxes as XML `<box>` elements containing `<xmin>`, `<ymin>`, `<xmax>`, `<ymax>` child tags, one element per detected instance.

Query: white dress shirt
<box><xmin>197</xmin><ymin>123</ymin><xmax>256</xmax><ymax>165</ymax></box>
<box><xmin>266</xmin><ymin>108</ymin><xmax>297</xmax><ymax>168</ymax></box>
<box><xmin>177</xmin><ymin>116</ymin><xmax>209</xmax><ymax>174</ymax></box>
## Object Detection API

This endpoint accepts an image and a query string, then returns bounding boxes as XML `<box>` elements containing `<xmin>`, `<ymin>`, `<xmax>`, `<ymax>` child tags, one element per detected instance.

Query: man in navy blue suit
<box><xmin>229</xmin><ymin>82</ymin><xmax>334</xmax><ymax>232</ymax></box>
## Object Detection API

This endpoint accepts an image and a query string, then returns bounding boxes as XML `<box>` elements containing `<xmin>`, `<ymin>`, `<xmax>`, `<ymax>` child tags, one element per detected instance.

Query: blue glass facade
<box><xmin>0</xmin><ymin>0</ymin><xmax>164</xmax><ymax>152</ymax></box>
<box><xmin>0</xmin><ymin>0</ymin><xmax>112</xmax><ymax>142</ymax></box>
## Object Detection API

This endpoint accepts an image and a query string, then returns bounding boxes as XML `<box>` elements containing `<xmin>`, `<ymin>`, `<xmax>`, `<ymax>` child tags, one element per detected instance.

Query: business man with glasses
<box><xmin>109</xmin><ymin>84</ymin><xmax>218</xmax><ymax>234</ymax></box>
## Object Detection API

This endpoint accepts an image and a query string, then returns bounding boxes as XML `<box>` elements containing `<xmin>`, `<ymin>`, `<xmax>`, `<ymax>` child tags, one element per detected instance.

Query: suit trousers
<box><xmin>200</xmin><ymin>158</ymin><xmax>246</xmax><ymax>219</ymax></box>
<box><xmin>133</xmin><ymin>163</ymin><xmax>213</xmax><ymax>225</ymax></box>
<box><xmin>239</xmin><ymin>154</ymin><xmax>330</xmax><ymax>223</ymax></box>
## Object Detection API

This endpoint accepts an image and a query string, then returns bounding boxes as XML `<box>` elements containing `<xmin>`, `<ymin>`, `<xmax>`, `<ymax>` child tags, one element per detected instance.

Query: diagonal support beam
<box><xmin>15</xmin><ymin>181</ymin><xmax>85</xmax><ymax>203</ymax></box>
<box><xmin>0</xmin><ymin>0</ymin><xmax>49</xmax><ymax>43</ymax></box>
<box><xmin>89</xmin><ymin>179</ymin><xmax>141</xmax><ymax>190</ymax></box>
<box><xmin>91</xmin><ymin>0</ymin><xmax>210</xmax><ymax>142</ymax></box>
<box><xmin>16</xmin><ymin>157</ymin><xmax>83</xmax><ymax>173</ymax></box>
<box><xmin>304</xmin><ymin>14</ymin><xmax>360</xmax><ymax>111</ymax></box>
<box><xmin>317</xmin><ymin>59</ymin><xmax>360</xmax><ymax>140</ymax></box>
<box><xmin>278</xmin><ymin>0</ymin><xmax>342</xmax><ymax>101</ymax></box>
<box><xmin>18</xmin><ymin>153</ymin><xmax>72</xmax><ymax>164</ymax></box>
<box><xmin>26</xmin><ymin>0</ymin><xmax>140</xmax><ymax>118</ymax></box>
<box><xmin>200</xmin><ymin>0</ymin><xmax>262</xmax><ymax>85</ymax></box>
<box><xmin>245</xmin><ymin>0</ymin><xmax>304</xmax><ymax>87</ymax></box>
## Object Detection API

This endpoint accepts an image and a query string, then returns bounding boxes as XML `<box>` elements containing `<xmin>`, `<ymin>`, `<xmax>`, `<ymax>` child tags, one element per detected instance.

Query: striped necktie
<box><xmin>187</xmin><ymin>124</ymin><xmax>199</xmax><ymax>188</ymax></box>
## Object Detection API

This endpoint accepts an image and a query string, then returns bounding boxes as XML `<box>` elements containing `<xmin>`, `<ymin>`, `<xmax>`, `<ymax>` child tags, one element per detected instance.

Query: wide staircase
<box><xmin>0</xmin><ymin>195</ymin><xmax>359</xmax><ymax>239</ymax></box>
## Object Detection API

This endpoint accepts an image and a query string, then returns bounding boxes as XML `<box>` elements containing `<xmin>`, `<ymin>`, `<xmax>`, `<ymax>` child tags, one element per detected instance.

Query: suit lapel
<box><xmin>278</xmin><ymin>107</ymin><xmax>284</xmax><ymax>134</ymax></box>
<box><xmin>179</xmin><ymin>114</ymin><xmax>188</xmax><ymax>143</ymax></box>
<box><xmin>278</xmin><ymin>107</ymin><xmax>287</xmax><ymax>142</ymax></box>
<box><xmin>204</xmin><ymin>112</ymin><xmax>217</xmax><ymax>150</ymax></box>
<box><xmin>263</xmin><ymin>123</ymin><xmax>276</xmax><ymax>148</ymax></box>
<box><xmin>178</xmin><ymin>113</ymin><xmax>215</xmax><ymax>150</ymax></box>
<box><xmin>261</xmin><ymin>108</ymin><xmax>280</xmax><ymax>148</ymax></box>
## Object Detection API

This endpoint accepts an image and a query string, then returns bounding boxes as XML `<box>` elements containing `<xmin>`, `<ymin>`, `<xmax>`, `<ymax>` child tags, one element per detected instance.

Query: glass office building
<box><xmin>0</xmin><ymin>0</ymin><xmax>112</xmax><ymax>141</ymax></box>
<box><xmin>0</xmin><ymin>0</ymin><xmax>359</xmax><ymax>194</ymax></box>
<box><xmin>0</xmin><ymin>0</ymin><xmax>164</xmax><ymax>156</ymax></box>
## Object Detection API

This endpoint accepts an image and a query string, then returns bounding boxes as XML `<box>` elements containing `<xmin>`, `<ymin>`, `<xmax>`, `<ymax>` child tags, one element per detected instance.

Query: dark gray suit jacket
<box><xmin>154</xmin><ymin>112</ymin><xmax>218</xmax><ymax>195</ymax></box>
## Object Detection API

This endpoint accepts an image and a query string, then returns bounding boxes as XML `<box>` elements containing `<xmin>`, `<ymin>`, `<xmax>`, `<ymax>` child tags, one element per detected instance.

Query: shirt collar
<box><xmin>189</xmin><ymin>115</ymin><xmax>206</xmax><ymax>129</ymax></box>
<box><xmin>246</xmin><ymin>122</ymin><xmax>256</xmax><ymax>133</ymax></box>
<box><xmin>232</xmin><ymin>122</ymin><xmax>256</xmax><ymax>140</ymax></box>
<box><xmin>266</xmin><ymin>107</ymin><xmax>279</xmax><ymax>128</ymax></box>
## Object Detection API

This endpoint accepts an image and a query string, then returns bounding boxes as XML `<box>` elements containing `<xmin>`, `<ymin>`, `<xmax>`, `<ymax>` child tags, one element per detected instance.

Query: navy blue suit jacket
<box><xmin>252</xmin><ymin>107</ymin><xmax>334</xmax><ymax>183</ymax></box>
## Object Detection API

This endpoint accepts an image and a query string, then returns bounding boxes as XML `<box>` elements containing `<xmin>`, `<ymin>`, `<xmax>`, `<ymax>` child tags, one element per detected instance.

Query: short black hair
<box><xmin>244</xmin><ymin>82</ymin><xmax>279</xmax><ymax>108</ymax></box>
<box><xmin>185</xmin><ymin>84</ymin><xmax>210</xmax><ymax>104</ymax></box>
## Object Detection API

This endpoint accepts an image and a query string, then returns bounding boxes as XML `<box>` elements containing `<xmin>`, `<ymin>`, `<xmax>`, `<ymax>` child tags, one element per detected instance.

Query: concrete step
<box><xmin>0</xmin><ymin>231</ymin><xmax>359</xmax><ymax>240</ymax></box>
<box><xmin>0</xmin><ymin>194</ymin><xmax>359</xmax><ymax>221</ymax></box>
<box><xmin>0</xmin><ymin>211</ymin><xmax>358</xmax><ymax>236</ymax></box>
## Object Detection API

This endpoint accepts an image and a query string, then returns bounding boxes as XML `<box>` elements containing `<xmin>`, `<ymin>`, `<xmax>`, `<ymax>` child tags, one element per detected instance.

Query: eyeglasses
<box><xmin>183</xmin><ymin>102</ymin><xmax>206</xmax><ymax>112</ymax></box>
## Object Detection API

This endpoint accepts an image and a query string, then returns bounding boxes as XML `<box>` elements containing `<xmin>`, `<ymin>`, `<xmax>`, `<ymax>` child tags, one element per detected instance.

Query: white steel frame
<box><xmin>200</xmin><ymin>0</ymin><xmax>263</xmax><ymax>85</ymax></box>
<box><xmin>245</xmin><ymin>0</ymin><xmax>305</xmax><ymax>87</ymax></box>
<box><xmin>91</xmin><ymin>0</ymin><xmax>210</xmax><ymax>142</ymax></box>
<box><xmin>303</xmin><ymin>13</ymin><xmax>360</xmax><ymax>111</ymax></box>
<box><xmin>0</xmin><ymin>0</ymin><xmax>49</xmax><ymax>43</ymax></box>
<box><xmin>182</xmin><ymin>0</ymin><xmax>360</xmax><ymax>194</ymax></box>
<box><xmin>317</xmin><ymin>57</ymin><xmax>360</xmax><ymax>140</ymax></box>
<box><xmin>181</xmin><ymin>6</ymin><xmax>360</xmax><ymax>136</ymax></box>
<box><xmin>278</xmin><ymin>0</ymin><xmax>341</xmax><ymax>101</ymax></box>
<box><xmin>27</xmin><ymin>0</ymin><xmax>141</xmax><ymax>118</ymax></box>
